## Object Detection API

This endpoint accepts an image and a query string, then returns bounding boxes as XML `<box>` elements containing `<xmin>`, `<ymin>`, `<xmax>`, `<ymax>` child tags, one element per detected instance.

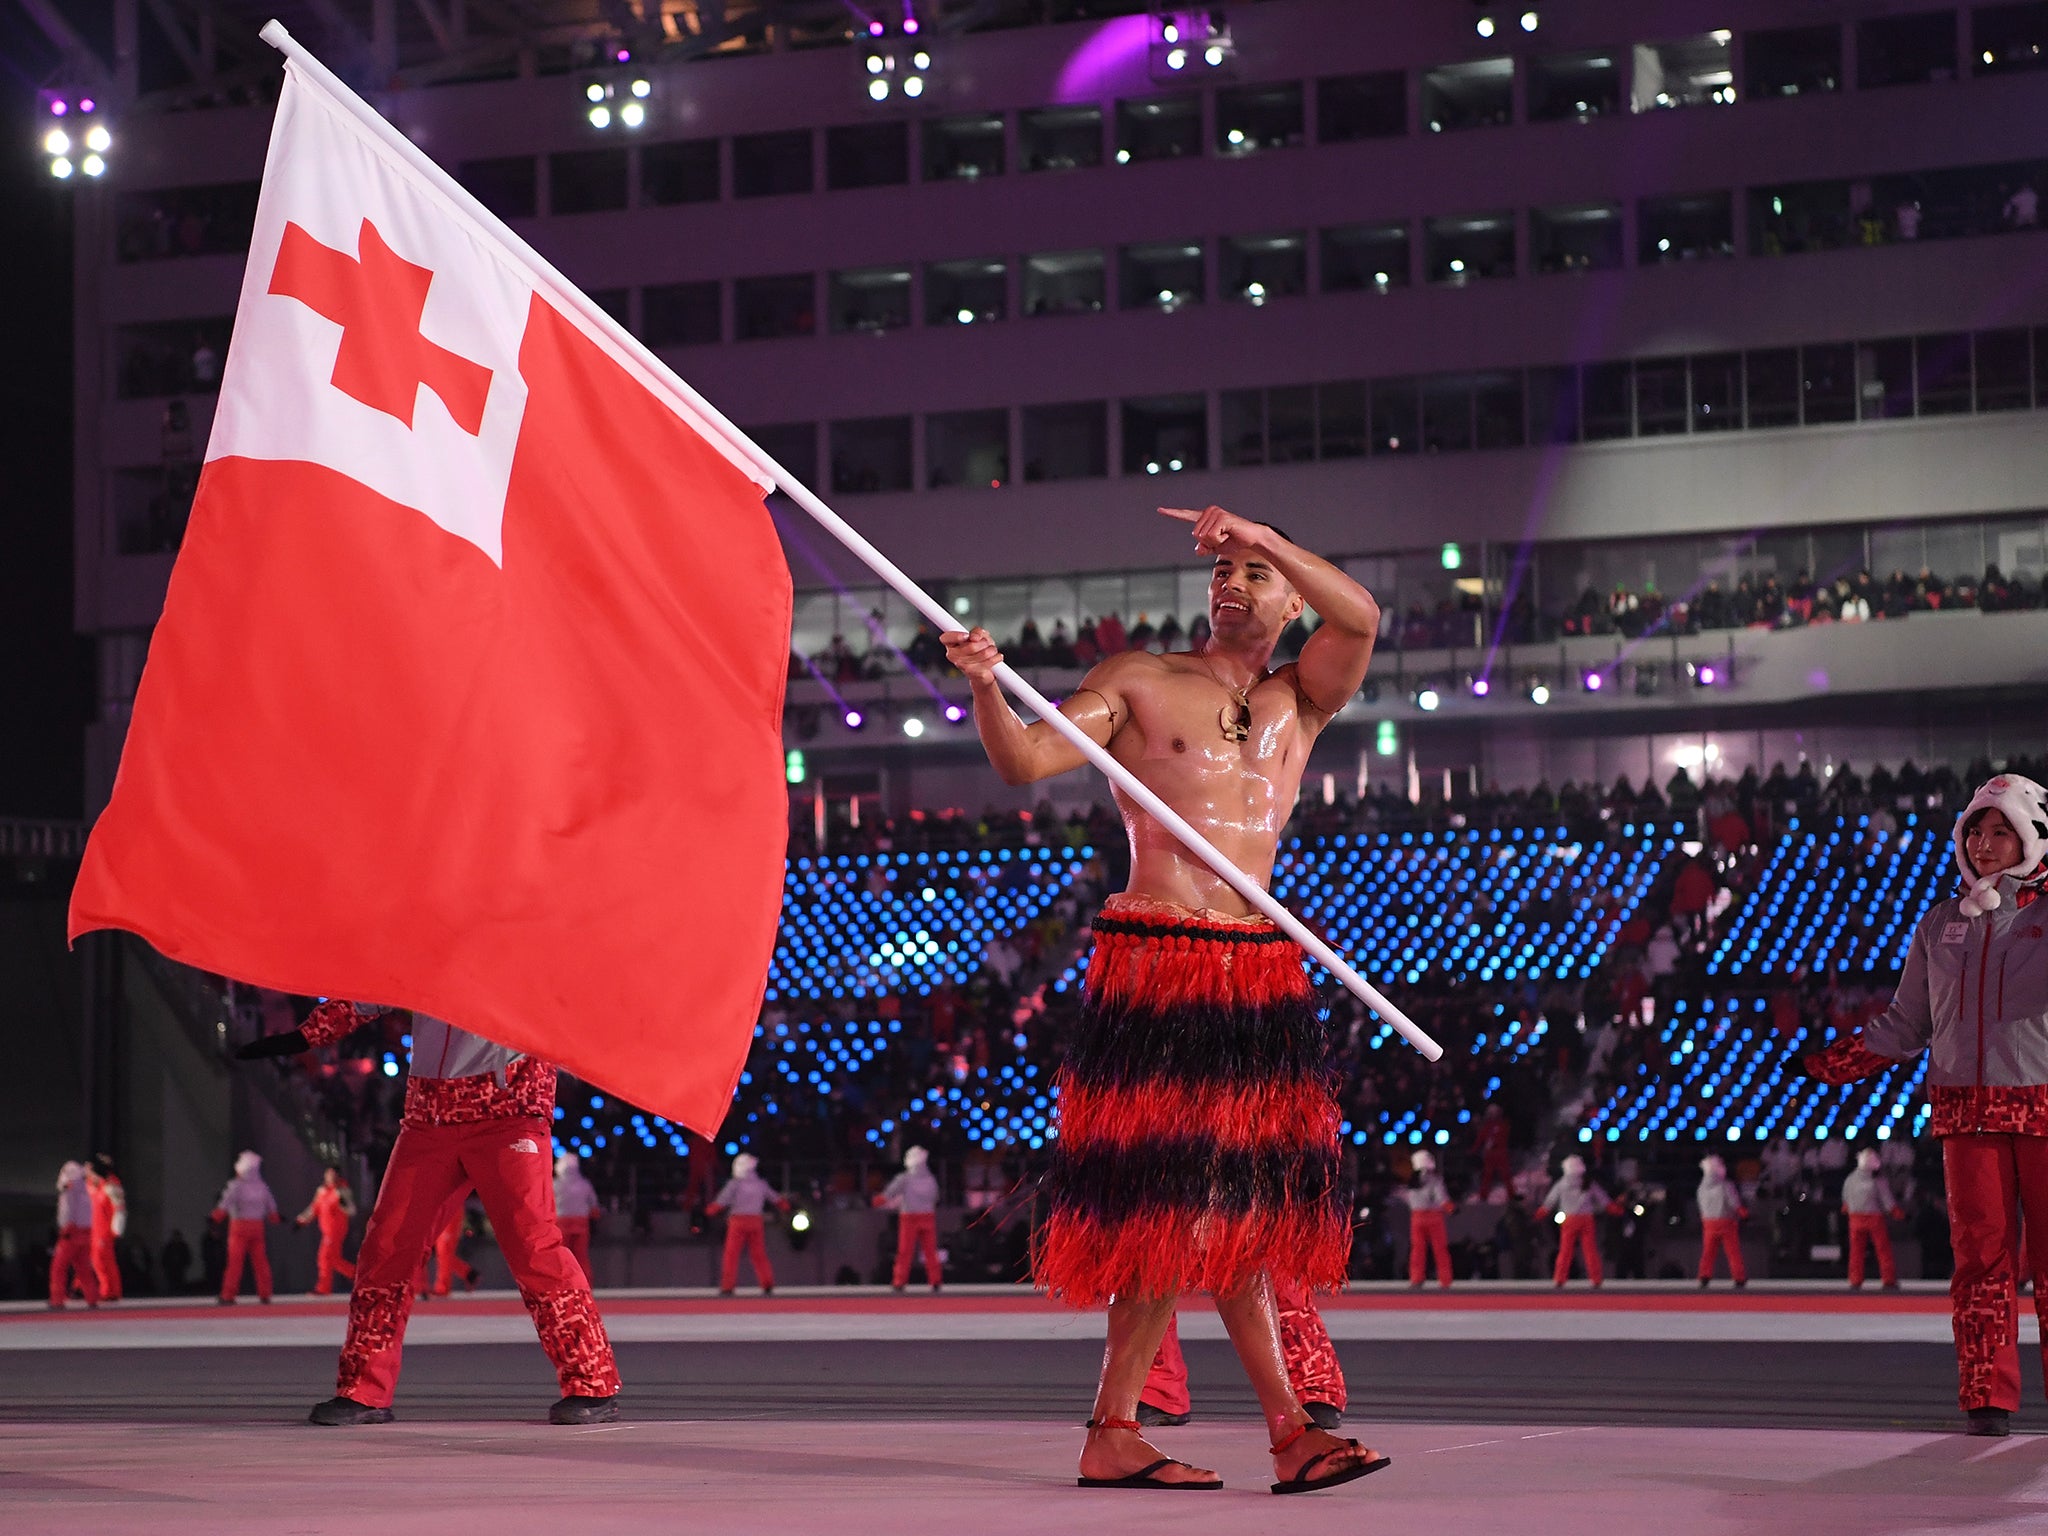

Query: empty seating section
<box><xmin>769</xmin><ymin>846</ymin><xmax>1092</xmax><ymax>1001</ymax></box>
<box><xmin>1709</xmin><ymin>813</ymin><xmax>1947</xmax><ymax>978</ymax></box>
<box><xmin>1579</xmin><ymin>1004</ymin><xmax>1931</xmax><ymax>1147</ymax></box>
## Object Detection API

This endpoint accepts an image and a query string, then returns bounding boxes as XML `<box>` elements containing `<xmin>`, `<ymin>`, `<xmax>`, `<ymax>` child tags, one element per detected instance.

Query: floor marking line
<box><xmin>1420</xmin><ymin>1438</ymin><xmax>1507</xmax><ymax>1454</ymax></box>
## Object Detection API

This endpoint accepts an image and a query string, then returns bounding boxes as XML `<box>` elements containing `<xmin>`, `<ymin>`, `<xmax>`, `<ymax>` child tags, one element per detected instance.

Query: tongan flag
<box><xmin>69</xmin><ymin>57</ymin><xmax>792</xmax><ymax>1135</ymax></box>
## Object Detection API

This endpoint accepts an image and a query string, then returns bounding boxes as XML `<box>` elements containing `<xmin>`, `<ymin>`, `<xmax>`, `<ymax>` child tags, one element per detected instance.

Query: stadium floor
<box><xmin>3</xmin><ymin>1283</ymin><xmax>2043</xmax><ymax>1534</ymax></box>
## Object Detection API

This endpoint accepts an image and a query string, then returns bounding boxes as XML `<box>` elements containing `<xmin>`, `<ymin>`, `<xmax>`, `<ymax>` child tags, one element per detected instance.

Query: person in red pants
<box><xmin>1539</xmin><ymin>1155</ymin><xmax>1618</xmax><ymax>1288</ymax></box>
<box><xmin>1695</xmin><ymin>1153</ymin><xmax>1748</xmax><ymax>1289</ymax></box>
<box><xmin>1139</xmin><ymin>1279</ymin><xmax>1348</xmax><ymax>1429</ymax></box>
<box><xmin>430</xmin><ymin>1187</ymin><xmax>478</xmax><ymax>1296</ymax></box>
<box><xmin>87</xmin><ymin>1155</ymin><xmax>126</xmax><ymax>1303</ymax></box>
<box><xmin>1405</xmin><ymin>1149</ymin><xmax>1455</xmax><ymax>1289</ymax></box>
<box><xmin>1474</xmin><ymin>1104</ymin><xmax>1513</xmax><ymax>1197</ymax></box>
<box><xmin>1806</xmin><ymin>772</ymin><xmax>2048</xmax><ymax>1436</ymax></box>
<box><xmin>296</xmin><ymin>1167</ymin><xmax>358</xmax><ymax>1295</ymax></box>
<box><xmin>211</xmin><ymin>1151</ymin><xmax>282</xmax><ymax>1304</ymax></box>
<box><xmin>1842</xmin><ymin>1147</ymin><xmax>1904</xmax><ymax>1291</ymax></box>
<box><xmin>709</xmin><ymin>1153</ymin><xmax>787</xmax><ymax>1295</ymax></box>
<box><xmin>874</xmin><ymin>1145</ymin><xmax>942</xmax><ymax>1292</ymax></box>
<box><xmin>49</xmin><ymin>1162</ymin><xmax>100</xmax><ymax>1310</ymax></box>
<box><xmin>554</xmin><ymin>1152</ymin><xmax>601</xmax><ymax>1284</ymax></box>
<box><xmin>238</xmin><ymin>1001</ymin><xmax>620</xmax><ymax>1426</ymax></box>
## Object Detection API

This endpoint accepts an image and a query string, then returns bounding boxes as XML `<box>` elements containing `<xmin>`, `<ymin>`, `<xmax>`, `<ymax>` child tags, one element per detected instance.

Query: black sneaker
<box><xmin>1135</xmin><ymin>1402</ymin><xmax>1192</xmax><ymax>1428</ymax></box>
<box><xmin>1967</xmin><ymin>1407</ymin><xmax>2011</xmax><ymax>1438</ymax></box>
<box><xmin>309</xmin><ymin>1396</ymin><xmax>395</xmax><ymax>1426</ymax></box>
<box><xmin>550</xmin><ymin>1395</ymin><xmax>619</xmax><ymax>1425</ymax></box>
<box><xmin>1303</xmin><ymin>1401</ymin><xmax>1344</xmax><ymax>1431</ymax></box>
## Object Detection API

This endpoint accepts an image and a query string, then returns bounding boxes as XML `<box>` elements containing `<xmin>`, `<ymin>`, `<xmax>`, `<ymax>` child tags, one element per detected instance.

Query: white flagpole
<box><xmin>256</xmin><ymin>22</ymin><xmax>1441</xmax><ymax>1063</ymax></box>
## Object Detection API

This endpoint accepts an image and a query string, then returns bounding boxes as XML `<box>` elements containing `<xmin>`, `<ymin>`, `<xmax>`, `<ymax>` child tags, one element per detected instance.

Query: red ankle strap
<box><xmin>1088</xmin><ymin>1418</ymin><xmax>1142</xmax><ymax>1433</ymax></box>
<box><xmin>1270</xmin><ymin>1422</ymin><xmax>1310</xmax><ymax>1456</ymax></box>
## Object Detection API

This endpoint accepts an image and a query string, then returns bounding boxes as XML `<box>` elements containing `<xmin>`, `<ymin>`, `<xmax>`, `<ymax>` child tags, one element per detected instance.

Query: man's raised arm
<box><xmin>940</xmin><ymin>628</ymin><xmax>1133</xmax><ymax>786</ymax></box>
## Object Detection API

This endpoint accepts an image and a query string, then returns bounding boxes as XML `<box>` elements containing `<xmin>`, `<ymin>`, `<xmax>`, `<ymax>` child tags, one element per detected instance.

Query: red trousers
<box><xmin>91</xmin><ymin>1234</ymin><xmax>123</xmax><ymax>1301</ymax></box>
<box><xmin>1140</xmin><ymin>1278</ymin><xmax>1346</xmax><ymax>1416</ymax></box>
<box><xmin>721</xmin><ymin>1215</ymin><xmax>773</xmax><ymax>1291</ymax></box>
<box><xmin>1480</xmin><ymin>1148</ymin><xmax>1512</xmax><ymax>1196</ymax></box>
<box><xmin>431</xmin><ymin>1188</ymin><xmax>475</xmax><ymax>1295</ymax></box>
<box><xmin>221</xmin><ymin>1218</ymin><xmax>274</xmax><ymax>1301</ymax></box>
<box><xmin>1845</xmin><ymin>1213</ymin><xmax>1897</xmax><ymax>1288</ymax></box>
<box><xmin>1409</xmin><ymin>1211</ymin><xmax>1452</xmax><ymax>1287</ymax></box>
<box><xmin>336</xmin><ymin>1115</ymin><xmax>618</xmax><ymax>1409</ymax></box>
<box><xmin>1944</xmin><ymin>1132</ymin><xmax>2048</xmax><ymax>1411</ymax></box>
<box><xmin>559</xmin><ymin>1216</ymin><xmax>593</xmax><ymax>1283</ymax></box>
<box><xmin>1698</xmin><ymin>1218</ymin><xmax>1746</xmax><ymax>1283</ymax></box>
<box><xmin>893</xmin><ymin>1212</ymin><xmax>940</xmax><ymax>1289</ymax></box>
<box><xmin>1554</xmin><ymin>1213</ymin><xmax>1603</xmax><ymax>1286</ymax></box>
<box><xmin>314</xmin><ymin>1222</ymin><xmax>354</xmax><ymax>1294</ymax></box>
<box><xmin>49</xmin><ymin>1229</ymin><xmax>100</xmax><ymax>1308</ymax></box>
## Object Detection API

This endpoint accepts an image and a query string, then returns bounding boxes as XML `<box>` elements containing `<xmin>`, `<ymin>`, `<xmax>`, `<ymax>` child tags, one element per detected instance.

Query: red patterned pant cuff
<box><xmin>522</xmin><ymin>1286</ymin><xmax>621</xmax><ymax>1398</ymax></box>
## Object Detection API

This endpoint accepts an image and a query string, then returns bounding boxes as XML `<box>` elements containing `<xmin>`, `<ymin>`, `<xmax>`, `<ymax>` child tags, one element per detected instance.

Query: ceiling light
<box><xmin>869</xmin><ymin>78</ymin><xmax>890</xmax><ymax>100</ymax></box>
<box><xmin>620</xmin><ymin>101</ymin><xmax>645</xmax><ymax>127</ymax></box>
<box><xmin>1476</xmin><ymin>17</ymin><xmax>1495</xmax><ymax>37</ymax></box>
<box><xmin>1167</xmin><ymin>48</ymin><xmax>1187</xmax><ymax>69</ymax></box>
<box><xmin>588</xmin><ymin>105</ymin><xmax>611</xmax><ymax>127</ymax></box>
<box><xmin>84</xmin><ymin>125</ymin><xmax>110</xmax><ymax>152</ymax></box>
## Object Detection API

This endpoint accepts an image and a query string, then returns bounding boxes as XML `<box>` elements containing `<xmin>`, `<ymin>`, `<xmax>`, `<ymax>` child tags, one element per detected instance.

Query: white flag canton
<box><xmin>206</xmin><ymin>64</ymin><xmax>531</xmax><ymax>567</ymax></box>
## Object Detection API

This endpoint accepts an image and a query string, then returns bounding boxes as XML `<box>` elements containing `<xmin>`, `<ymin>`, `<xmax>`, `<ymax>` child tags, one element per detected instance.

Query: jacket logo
<box><xmin>1942</xmin><ymin>922</ymin><xmax>1970</xmax><ymax>945</ymax></box>
<box><xmin>508</xmin><ymin>1137</ymin><xmax>541</xmax><ymax>1154</ymax></box>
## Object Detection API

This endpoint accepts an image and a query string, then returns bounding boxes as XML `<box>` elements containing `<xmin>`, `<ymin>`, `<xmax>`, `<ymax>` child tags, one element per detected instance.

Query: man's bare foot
<box><xmin>1079</xmin><ymin>1422</ymin><xmax>1220</xmax><ymax>1486</ymax></box>
<box><xmin>1271</xmin><ymin>1423</ymin><xmax>1383</xmax><ymax>1485</ymax></box>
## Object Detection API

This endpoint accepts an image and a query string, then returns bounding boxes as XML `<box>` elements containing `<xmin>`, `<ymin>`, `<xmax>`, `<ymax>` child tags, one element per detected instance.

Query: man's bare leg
<box><xmin>1214</xmin><ymin>1273</ymin><xmax>1382</xmax><ymax>1484</ymax></box>
<box><xmin>1079</xmin><ymin>1293</ymin><xmax>1220</xmax><ymax>1485</ymax></box>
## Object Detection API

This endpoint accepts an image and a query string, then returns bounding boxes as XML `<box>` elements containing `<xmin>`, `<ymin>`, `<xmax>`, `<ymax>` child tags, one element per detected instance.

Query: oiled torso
<box><xmin>1104</xmin><ymin>653</ymin><xmax>1314</xmax><ymax>918</ymax></box>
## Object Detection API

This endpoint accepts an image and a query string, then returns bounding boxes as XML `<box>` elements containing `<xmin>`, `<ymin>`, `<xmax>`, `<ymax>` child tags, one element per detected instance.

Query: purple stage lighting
<box><xmin>50</xmin><ymin>99</ymin><xmax>68</xmax><ymax>116</ymax></box>
<box><xmin>1696</xmin><ymin>663</ymin><xmax>1718</xmax><ymax>686</ymax></box>
<box><xmin>903</xmin><ymin>18</ymin><xmax>920</xmax><ymax>35</ymax></box>
<box><xmin>943</xmin><ymin>703</ymin><xmax>966</xmax><ymax>723</ymax></box>
<box><xmin>1582</xmin><ymin>669</ymin><xmax>1604</xmax><ymax>692</ymax></box>
<box><xmin>1471</xmin><ymin>677</ymin><xmax>1491</xmax><ymax>698</ymax></box>
<box><xmin>844</xmin><ymin>708</ymin><xmax>865</xmax><ymax>729</ymax></box>
<box><xmin>869</xmin><ymin>19</ymin><xmax>886</xmax><ymax>35</ymax></box>
<box><xmin>79</xmin><ymin>98</ymin><xmax>95</xmax><ymax>113</ymax></box>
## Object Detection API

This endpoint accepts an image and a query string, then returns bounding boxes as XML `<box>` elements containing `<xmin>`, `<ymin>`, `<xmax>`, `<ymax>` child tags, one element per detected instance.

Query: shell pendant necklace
<box><xmin>1199</xmin><ymin>652</ymin><xmax>1257</xmax><ymax>743</ymax></box>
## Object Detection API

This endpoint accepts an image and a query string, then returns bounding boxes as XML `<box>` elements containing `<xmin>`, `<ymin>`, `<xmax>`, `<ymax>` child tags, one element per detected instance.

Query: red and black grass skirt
<box><xmin>1034</xmin><ymin>896</ymin><xmax>1350</xmax><ymax>1307</ymax></box>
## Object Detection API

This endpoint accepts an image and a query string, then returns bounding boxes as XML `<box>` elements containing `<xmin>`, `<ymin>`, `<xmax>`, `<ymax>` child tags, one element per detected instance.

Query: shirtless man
<box><xmin>944</xmin><ymin>504</ymin><xmax>1387</xmax><ymax>1495</ymax></box>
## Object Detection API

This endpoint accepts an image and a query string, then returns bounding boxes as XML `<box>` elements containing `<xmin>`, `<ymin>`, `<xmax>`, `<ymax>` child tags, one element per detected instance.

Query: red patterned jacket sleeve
<box><xmin>301</xmin><ymin>1000</ymin><xmax>365</xmax><ymax>1048</ymax></box>
<box><xmin>1803</xmin><ymin>1033</ymin><xmax>1903</xmax><ymax>1085</ymax></box>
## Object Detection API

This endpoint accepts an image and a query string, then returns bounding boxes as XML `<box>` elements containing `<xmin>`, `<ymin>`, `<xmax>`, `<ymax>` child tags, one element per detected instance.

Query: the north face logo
<box><xmin>508</xmin><ymin>1137</ymin><xmax>541</xmax><ymax>1154</ymax></box>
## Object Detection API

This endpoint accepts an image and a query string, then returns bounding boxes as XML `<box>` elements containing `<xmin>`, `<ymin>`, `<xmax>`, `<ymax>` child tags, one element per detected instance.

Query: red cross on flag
<box><xmin>69</xmin><ymin>58</ymin><xmax>793</xmax><ymax>1136</ymax></box>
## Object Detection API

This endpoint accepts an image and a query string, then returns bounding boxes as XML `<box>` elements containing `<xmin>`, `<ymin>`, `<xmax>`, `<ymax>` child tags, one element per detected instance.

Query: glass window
<box><xmin>1976</xmin><ymin>3</ymin><xmax>2048</xmax><ymax>75</ymax></box>
<box><xmin>1801</xmin><ymin>343</ymin><xmax>1857</xmax><ymax>423</ymax></box>
<box><xmin>927</xmin><ymin>409</ymin><xmax>1009</xmax><ymax>489</ymax></box>
<box><xmin>1635</xmin><ymin>358</ymin><xmax>1689</xmax><ymax>435</ymax></box>
<box><xmin>114</xmin><ymin>318</ymin><xmax>233</xmax><ymax>398</ymax></box>
<box><xmin>828</xmin><ymin>266</ymin><xmax>912</xmax><ymax>334</ymax></box>
<box><xmin>829</xmin><ymin>416</ymin><xmax>912</xmax><ymax>494</ymax></box>
<box><xmin>1631</xmin><ymin>33</ymin><xmax>1738</xmax><ymax>111</ymax></box>
<box><xmin>1119</xmin><ymin>239</ymin><xmax>1204</xmax><ymax>311</ymax></box>
<box><xmin>1216</xmin><ymin>83</ymin><xmax>1304</xmax><ymax>155</ymax></box>
<box><xmin>1122</xmin><ymin>394</ymin><xmax>1207</xmax><ymax>476</ymax></box>
<box><xmin>1976</xmin><ymin>327</ymin><xmax>2033</xmax><ymax>409</ymax></box>
<box><xmin>1639</xmin><ymin>191</ymin><xmax>1734</xmax><ymax>261</ymax></box>
<box><xmin>1220</xmin><ymin>232</ymin><xmax>1306</xmax><ymax>304</ymax></box>
<box><xmin>1023</xmin><ymin>248</ymin><xmax>1105</xmax><ymax>317</ymax></box>
<box><xmin>925</xmin><ymin>258</ymin><xmax>1007</xmax><ymax>326</ymax></box>
<box><xmin>1528</xmin><ymin>51</ymin><xmax>1623</xmax><ymax>121</ymax></box>
<box><xmin>1744</xmin><ymin>24</ymin><xmax>1842</xmax><ymax>97</ymax></box>
<box><xmin>1916</xmin><ymin>332</ymin><xmax>1974</xmax><ymax>414</ymax></box>
<box><xmin>733</xmin><ymin>130</ymin><xmax>813</xmax><ymax>198</ymax></box>
<box><xmin>735</xmin><ymin>273</ymin><xmax>817</xmax><ymax>340</ymax></box>
<box><xmin>1859</xmin><ymin>339</ymin><xmax>1917</xmax><ymax>418</ymax></box>
<box><xmin>1020</xmin><ymin>105</ymin><xmax>1102</xmax><ymax>172</ymax></box>
<box><xmin>1531</xmin><ymin>203</ymin><xmax>1623</xmax><ymax>273</ymax></box>
<box><xmin>1691</xmin><ymin>353</ymin><xmax>1740</xmax><ymax>431</ymax></box>
<box><xmin>1527</xmin><ymin>366</ymin><xmax>1581</xmax><ymax>443</ymax></box>
<box><xmin>1369</xmin><ymin>379</ymin><xmax>1418</xmax><ymax>454</ymax></box>
<box><xmin>456</xmin><ymin>157</ymin><xmax>536</xmax><ymax>220</ymax></box>
<box><xmin>1021</xmin><ymin>401</ymin><xmax>1107</xmax><ymax>482</ymax></box>
<box><xmin>1858</xmin><ymin>11</ymin><xmax>1960</xmax><ymax>87</ymax></box>
<box><xmin>640</xmin><ymin>281</ymin><xmax>721</xmax><ymax>348</ymax></box>
<box><xmin>1220</xmin><ymin>388</ymin><xmax>1265</xmax><ymax>468</ymax></box>
<box><xmin>923</xmin><ymin>113</ymin><xmax>1004</xmax><ymax>181</ymax></box>
<box><xmin>1474</xmin><ymin>373</ymin><xmax>1526</xmax><ymax>449</ymax></box>
<box><xmin>1318</xmin><ymin>381</ymin><xmax>1368</xmax><ymax>458</ymax></box>
<box><xmin>115</xmin><ymin>182</ymin><xmax>260</xmax><ymax>261</ymax></box>
<box><xmin>1115</xmin><ymin>94</ymin><xmax>1201</xmax><ymax>164</ymax></box>
<box><xmin>1749</xmin><ymin>180</ymin><xmax>1853</xmax><ymax>255</ymax></box>
<box><xmin>1421</xmin><ymin>377</ymin><xmax>1474</xmax><ymax>453</ymax></box>
<box><xmin>1421</xmin><ymin>58</ymin><xmax>1512</xmax><ymax>132</ymax></box>
<box><xmin>747</xmin><ymin>422</ymin><xmax>817</xmax><ymax>489</ymax></box>
<box><xmin>1745</xmin><ymin>348</ymin><xmax>1800</xmax><ymax>427</ymax></box>
<box><xmin>826</xmin><ymin>122</ymin><xmax>909</xmax><ymax>190</ymax></box>
<box><xmin>641</xmin><ymin>139</ymin><xmax>719</xmax><ymax>205</ymax></box>
<box><xmin>1269</xmin><ymin>386</ymin><xmax>1316</xmax><ymax>464</ymax></box>
<box><xmin>1425</xmin><ymin>212</ymin><xmax>1515</xmax><ymax>283</ymax></box>
<box><xmin>1317</xmin><ymin>71</ymin><xmax>1406</xmax><ymax>142</ymax></box>
<box><xmin>549</xmin><ymin>149</ymin><xmax>627</xmax><ymax>214</ymax></box>
<box><xmin>1582</xmin><ymin>361</ymin><xmax>1633</xmax><ymax>439</ymax></box>
<box><xmin>1320</xmin><ymin>222</ymin><xmax>1409</xmax><ymax>292</ymax></box>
